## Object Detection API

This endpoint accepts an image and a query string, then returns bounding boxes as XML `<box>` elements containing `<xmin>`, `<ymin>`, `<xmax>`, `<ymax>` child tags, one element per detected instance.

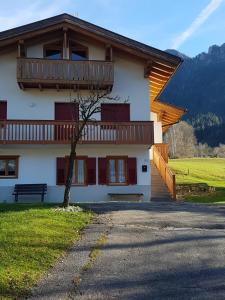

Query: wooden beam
<box><xmin>154</xmin><ymin>61</ymin><xmax>175</xmax><ymax>73</ymax></box>
<box><xmin>38</xmin><ymin>84</ymin><xmax>43</xmax><ymax>91</ymax></box>
<box><xmin>151</xmin><ymin>67</ymin><xmax>173</xmax><ymax>78</ymax></box>
<box><xmin>56</xmin><ymin>84</ymin><xmax>60</xmax><ymax>91</ymax></box>
<box><xmin>150</xmin><ymin>76</ymin><xmax>166</xmax><ymax>85</ymax></box>
<box><xmin>63</xmin><ymin>27</ymin><xmax>68</xmax><ymax>59</ymax></box>
<box><xmin>105</xmin><ymin>44</ymin><xmax>113</xmax><ymax>61</ymax></box>
<box><xmin>149</xmin><ymin>71</ymin><xmax>170</xmax><ymax>81</ymax></box>
<box><xmin>17</xmin><ymin>40</ymin><xmax>24</xmax><ymax>58</ymax></box>
<box><xmin>144</xmin><ymin>60</ymin><xmax>153</xmax><ymax>78</ymax></box>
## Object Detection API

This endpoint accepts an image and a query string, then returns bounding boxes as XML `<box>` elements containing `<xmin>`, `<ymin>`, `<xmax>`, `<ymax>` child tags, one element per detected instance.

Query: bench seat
<box><xmin>13</xmin><ymin>184</ymin><xmax>47</xmax><ymax>202</ymax></box>
<box><xmin>108</xmin><ymin>193</ymin><xmax>144</xmax><ymax>202</ymax></box>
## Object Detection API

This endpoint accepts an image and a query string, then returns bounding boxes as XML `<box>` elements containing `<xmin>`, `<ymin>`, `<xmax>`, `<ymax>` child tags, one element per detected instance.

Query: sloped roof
<box><xmin>0</xmin><ymin>13</ymin><xmax>181</xmax><ymax>66</ymax></box>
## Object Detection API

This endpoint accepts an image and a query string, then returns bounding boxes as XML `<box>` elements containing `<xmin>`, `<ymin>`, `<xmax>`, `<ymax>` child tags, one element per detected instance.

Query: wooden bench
<box><xmin>108</xmin><ymin>193</ymin><xmax>144</xmax><ymax>202</ymax></box>
<box><xmin>13</xmin><ymin>184</ymin><xmax>47</xmax><ymax>202</ymax></box>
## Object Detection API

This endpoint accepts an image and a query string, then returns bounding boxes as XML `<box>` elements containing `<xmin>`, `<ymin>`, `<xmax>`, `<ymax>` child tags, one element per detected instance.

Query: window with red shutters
<box><xmin>0</xmin><ymin>101</ymin><xmax>7</xmax><ymax>120</ymax></box>
<box><xmin>56</xmin><ymin>157</ymin><xmax>66</xmax><ymax>185</ymax></box>
<box><xmin>101</xmin><ymin>104</ymin><xmax>130</xmax><ymax>122</ymax></box>
<box><xmin>98</xmin><ymin>157</ymin><xmax>107</xmax><ymax>185</ymax></box>
<box><xmin>127</xmin><ymin>157</ymin><xmax>137</xmax><ymax>185</ymax></box>
<box><xmin>56</xmin><ymin>157</ymin><xmax>96</xmax><ymax>186</ymax></box>
<box><xmin>87</xmin><ymin>158</ymin><xmax>96</xmax><ymax>185</ymax></box>
<box><xmin>99</xmin><ymin>156</ymin><xmax>137</xmax><ymax>186</ymax></box>
<box><xmin>55</xmin><ymin>102</ymin><xmax>79</xmax><ymax>121</ymax></box>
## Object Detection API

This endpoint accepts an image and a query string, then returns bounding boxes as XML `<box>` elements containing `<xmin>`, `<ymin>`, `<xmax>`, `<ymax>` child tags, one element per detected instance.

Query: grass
<box><xmin>82</xmin><ymin>233</ymin><xmax>108</xmax><ymax>272</ymax></box>
<box><xmin>0</xmin><ymin>203</ymin><xmax>93</xmax><ymax>299</ymax></box>
<box><xmin>169</xmin><ymin>158</ymin><xmax>225</xmax><ymax>204</ymax></box>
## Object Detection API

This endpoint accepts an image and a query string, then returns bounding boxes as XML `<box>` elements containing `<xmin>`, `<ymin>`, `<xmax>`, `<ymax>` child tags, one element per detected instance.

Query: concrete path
<box><xmin>29</xmin><ymin>202</ymin><xmax>225</xmax><ymax>300</ymax></box>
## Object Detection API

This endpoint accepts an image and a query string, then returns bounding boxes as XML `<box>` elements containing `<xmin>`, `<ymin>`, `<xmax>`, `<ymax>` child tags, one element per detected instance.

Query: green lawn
<box><xmin>169</xmin><ymin>158</ymin><xmax>225</xmax><ymax>204</ymax></box>
<box><xmin>0</xmin><ymin>204</ymin><xmax>93</xmax><ymax>299</ymax></box>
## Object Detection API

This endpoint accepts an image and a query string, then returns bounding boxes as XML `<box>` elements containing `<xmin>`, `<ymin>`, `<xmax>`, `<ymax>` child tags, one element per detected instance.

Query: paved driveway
<box><xmin>74</xmin><ymin>202</ymin><xmax>225</xmax><ymax>300</ymax></box>
<box><xmin>29</xmin><ymin>202</ymin><xmax>225</xmax><ymax>300</ymax></box>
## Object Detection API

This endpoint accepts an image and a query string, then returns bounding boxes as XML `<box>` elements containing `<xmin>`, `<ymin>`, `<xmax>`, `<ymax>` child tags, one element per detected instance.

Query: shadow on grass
<box><xmin>0</xmin><ymin>203</ymin><xmax>57</xmax><ymax>213</ymax></box>
<box><xmin>0</xmin><ymin>203</ymin><xmax>87</xmax><ymax>213</ymax></box>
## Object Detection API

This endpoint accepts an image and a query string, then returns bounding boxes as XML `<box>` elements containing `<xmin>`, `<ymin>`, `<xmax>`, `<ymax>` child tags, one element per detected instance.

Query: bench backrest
<box><xmin>14</xmin><ymin>184</ymin><xmax>47</xmax><ymax>192</ymax></box>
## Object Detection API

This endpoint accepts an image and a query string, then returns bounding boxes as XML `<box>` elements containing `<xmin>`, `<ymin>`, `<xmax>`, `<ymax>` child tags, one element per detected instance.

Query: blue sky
<box><xmin>0</xmin><ymin>0</ymin><xmax>225</xmax><ymax>57</ymax></box>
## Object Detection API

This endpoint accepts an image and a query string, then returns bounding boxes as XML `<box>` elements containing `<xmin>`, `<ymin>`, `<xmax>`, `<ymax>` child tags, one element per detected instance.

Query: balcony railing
<box><xmin>154</xmin><ymin>143</ymin><xmax>168</xmax><ymax>163</ymax></box>
<box><xmin>0</xmin><ymin>120</ymin><xmax>154</xmax><ymax>145</ymax></box>
<box><xmin>17</xmin><ymin>58</ymin><xmax>114</xmax><ymax>90</ymax></box>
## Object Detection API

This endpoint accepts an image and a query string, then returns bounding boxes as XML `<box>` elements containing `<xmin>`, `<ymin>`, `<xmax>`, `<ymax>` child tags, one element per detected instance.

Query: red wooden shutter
<box><xmin>101</xmin><ymin>104</ymin><xmax>130</xmax><ymax>122</ymax></box>
<box><xmin>127</xmin><ymin>157</ymin><xmax>137</xmax><ymax>185</ymax></box>
<box><xmin>87</xmin><ymin>158</ymin><xmax>96</xmax><ymax>185</ymax></box>
<box><xmin>0</xmin><ymin>101</ymin><xmax>7</xmax><ymax>120</ymax></box>
<box><xmin>55</xmin><ymin>103</ymin><xmax>79</xmax><ymax>121</ymax></box>
<box><xmin>98</xmin><ymin>157</ymin><xmax>107</xmax><ymax>185</ymax></box>
<box><xmin>56</xmin><ymin>157</ymin><xmax>66</xmax><ymax>185</ymax></box>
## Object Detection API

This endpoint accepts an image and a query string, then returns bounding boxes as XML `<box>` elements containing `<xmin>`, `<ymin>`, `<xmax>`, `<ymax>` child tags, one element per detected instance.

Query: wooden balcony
<box><xmin>17</xmin><ymin>58</ymin><xmax>114</xmax><ymax>90</ymax></box>
<box><xmin>0</xmin><ymin>120</ymin><xmax>154</xmax><ymax>145</ymax></box>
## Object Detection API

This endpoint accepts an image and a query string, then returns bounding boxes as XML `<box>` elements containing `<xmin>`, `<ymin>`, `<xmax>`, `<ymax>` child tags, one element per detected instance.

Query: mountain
<box><xmin>162</xmin><ymin>44</ymin><xmax>225</xmax><ymax>146</ymax></box>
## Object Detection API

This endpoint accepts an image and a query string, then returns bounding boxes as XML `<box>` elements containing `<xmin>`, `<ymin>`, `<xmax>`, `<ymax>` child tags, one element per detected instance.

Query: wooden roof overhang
<box><xmin>151</xmin><ymin>100</ymin><xmax>187</xmax><ymax>132</ymax></box>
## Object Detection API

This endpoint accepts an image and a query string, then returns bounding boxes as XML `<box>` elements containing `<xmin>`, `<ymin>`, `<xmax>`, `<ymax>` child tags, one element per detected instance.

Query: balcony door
<box><xmin>54</xmin><ymin>103</ymin><xmax>79</xmax><ymax>141</ymax></box>
<box><xmin>0</xmin><ymin>101</ymin><xmax>7</xmax><ymax>120</ymax></box>
<box><xmin>101</xmin><ymin>104</ymin><xmax>130</xmax><ymax>122</ymax></box>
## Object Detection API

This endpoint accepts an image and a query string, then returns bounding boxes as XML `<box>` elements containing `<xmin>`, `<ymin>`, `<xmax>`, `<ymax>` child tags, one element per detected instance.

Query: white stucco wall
<box><xmin>0</xmin><ymin>145</ymin><xmax>150</xmax><ymax>202</ymax></box>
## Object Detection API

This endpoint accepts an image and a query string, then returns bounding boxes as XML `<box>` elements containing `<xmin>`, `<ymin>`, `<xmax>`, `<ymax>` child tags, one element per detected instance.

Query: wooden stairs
<box><xmin>151</xmin><ymin>144</ymin><xmax>176</xmax><ymax>201</ymax></box>
<box><xmin>151</xmin><ymin>161</ymin><xmax>172</xmax><ymax>201</ymax></box>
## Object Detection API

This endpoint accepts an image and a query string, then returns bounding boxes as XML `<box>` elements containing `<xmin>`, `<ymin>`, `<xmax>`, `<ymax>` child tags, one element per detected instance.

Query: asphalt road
<box><xmin>73</xmin><ymin>202</ymin><xmax>225</xmax><ymax>300</ymax></box>
<box><xmin>28</xmin><ymin>201</ymin><xmax>225</xmax><ymax>300</ymax></box>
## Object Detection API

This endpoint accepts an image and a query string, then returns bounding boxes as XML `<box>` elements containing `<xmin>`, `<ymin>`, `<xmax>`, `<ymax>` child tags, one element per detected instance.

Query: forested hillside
<box><xmin>162</xmin><ymin>44</ymin><xmax>225</xmax><ymax>146</ymax></box>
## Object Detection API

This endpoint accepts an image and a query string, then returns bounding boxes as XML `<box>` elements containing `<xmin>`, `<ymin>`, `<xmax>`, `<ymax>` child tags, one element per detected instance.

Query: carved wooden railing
<box><xmin>154</xmin><ymin>143</ymin><xmax>168</xmax><ymax>163</ymax></box>
<box><xmin>0</xmin><ymin>120</ymin><xmax>154</xmax><ymax>145</ymax></box>
<box><xmin>152</xmin><ymin>145</ymin><xmax>176</xmax><ymax>199</ymax></box>
<box><xmin>17</xmin><ymin>58</ymin><xmax>114</xmax><ymax>88</ymax></box>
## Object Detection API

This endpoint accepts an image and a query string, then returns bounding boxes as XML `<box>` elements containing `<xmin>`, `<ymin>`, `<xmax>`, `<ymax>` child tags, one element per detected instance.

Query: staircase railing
<box><xmin>152</xmin><ymin>145</ymin><xmax>176</xmax><ymax>199</ymax></box>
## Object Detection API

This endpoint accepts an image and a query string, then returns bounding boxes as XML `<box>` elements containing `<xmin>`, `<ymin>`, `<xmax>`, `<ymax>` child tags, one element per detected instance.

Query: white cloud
<box><xmin>0</xmin><ymin>0</ymin><xmax>71</xmax><ymax>31</ymax></box>
<box><xmin>172</xmin><ymin>0</ymin><xmax>224</xmax><ymax>49</ymax></box>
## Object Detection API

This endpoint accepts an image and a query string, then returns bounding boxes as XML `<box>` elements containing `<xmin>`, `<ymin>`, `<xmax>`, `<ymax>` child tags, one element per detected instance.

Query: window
<box><xmin>45</xmin><ymin>49</ymin><xmax>62</xmax><ymax>60</ymax></box>
<box><xmin>72</xmin><ymin>158</ymin><xmax>87</xmax><ymax>185</ymax></box>
<box><xmin>44</xmin><ymin>42</ymin><xmax>62</xmax><ymax>60</ymax></box>
<box><xmin>107</xmin><ymin>157</ymin><xmax>127</xmax><ymax>185</ymax></box>
<box><xmin>71</xmin><ymin>49</ymin><xmax>87</xmax><ymax>61</ymax></box>
<box><xmin>101</xmin><ymin>104</ymin><xmax>130</xmax><ymax>122</ymax></box>
<box><xmin>0</xmin><ymin>156</ymin><xmax>18</xmax><ymax>178</ymax></box>
<box><xmin>70</xmin><ymin>43</ymin><xmax>88</xmax><ymax>61</ymax></box>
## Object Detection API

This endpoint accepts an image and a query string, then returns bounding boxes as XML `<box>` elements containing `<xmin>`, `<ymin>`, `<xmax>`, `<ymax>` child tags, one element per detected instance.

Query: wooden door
<box><xmin>0</xmin><ymin>101</ymin><xmax>7</xmax><ymax>120</ymax></box>
<box><xmin>54</xmin><ymin>103</ymin><xmax>79</xmax><ymax>141</ymax></box>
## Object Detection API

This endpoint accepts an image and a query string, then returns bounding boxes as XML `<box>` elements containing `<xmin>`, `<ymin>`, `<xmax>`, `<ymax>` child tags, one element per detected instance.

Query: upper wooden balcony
<box><xmin>17</xmin><ymin>58</ymin><xmax>114</xmax><ymax>90</ymax></box>
<box><xmin>0</xmin><ymin>120</ymin><xmax>154</xmax><ymax>146</ymax></box>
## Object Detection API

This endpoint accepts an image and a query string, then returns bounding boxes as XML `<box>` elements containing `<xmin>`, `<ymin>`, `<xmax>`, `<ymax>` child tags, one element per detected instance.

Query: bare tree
<box><xmin>213</xmin><ymin>144</ymin><xmax>225</xmax><ymax>158</ymax></box>
<box><xmin>164</xmin><ymin>121</ymin><xmax>197</xmax><ymax>158</ymax></box>
<box><xmin>63</xmin><ymin>88</ymin><xmax>122</xmax><ymax>207</ymax></box>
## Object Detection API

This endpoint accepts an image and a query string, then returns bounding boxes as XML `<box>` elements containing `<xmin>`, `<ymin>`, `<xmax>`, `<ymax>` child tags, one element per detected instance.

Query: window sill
<box><xmin>107</xmin><ymin>183</ymin><xmax>128</xmax><ymax>186</ymax></box>
<box><xmin>0</xmin><ymin>176</ymin><xmax>18</xmax><ymax>179</ymax></box>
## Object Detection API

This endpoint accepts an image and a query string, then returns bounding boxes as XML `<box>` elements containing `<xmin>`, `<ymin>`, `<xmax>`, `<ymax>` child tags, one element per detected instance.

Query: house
<box><xmin>0</xmin><ymin>14</ymin><xmax>185</xmax><ymax>203</ymax></box>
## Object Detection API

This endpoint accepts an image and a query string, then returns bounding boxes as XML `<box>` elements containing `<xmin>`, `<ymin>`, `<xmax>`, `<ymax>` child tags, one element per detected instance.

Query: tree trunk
<box><xmin>63</xmin><ymin>142</ymin><xmax>76</xmax><ymax>207</ymax></box>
